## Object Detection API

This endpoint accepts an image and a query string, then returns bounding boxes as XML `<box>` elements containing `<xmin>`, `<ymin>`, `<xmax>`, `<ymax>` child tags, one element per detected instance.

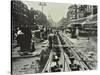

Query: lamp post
<box><xmin>39</xmin><ymin>2</ymin><xmax>47</xmax><ymax>13</ymax></box>
<box><xmin>39</xmin><ymin>2</ymin><xmax>47</xmax><ymax>40</ymax></box>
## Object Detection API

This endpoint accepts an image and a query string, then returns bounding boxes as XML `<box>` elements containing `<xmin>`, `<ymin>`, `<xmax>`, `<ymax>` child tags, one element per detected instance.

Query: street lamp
<box><xmin>38</xmin><ymin>2</ymin><xmax>47</xmax><ymax>40</ymax></box>
<box><xmin>39</xmin><ymin>2</ymin><xmax>47</xmax><ymax>13</ymax></box>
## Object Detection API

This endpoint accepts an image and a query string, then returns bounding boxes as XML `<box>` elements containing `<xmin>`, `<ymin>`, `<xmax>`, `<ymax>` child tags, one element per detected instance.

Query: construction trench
<box><xmin>41</xmin><ymin>32</ymin><xmax>97</xmax><ymax>73</ymax></box>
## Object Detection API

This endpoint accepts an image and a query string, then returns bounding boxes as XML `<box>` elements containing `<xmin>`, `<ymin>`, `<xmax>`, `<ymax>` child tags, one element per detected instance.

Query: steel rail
<box><xmin>59</xmin><ymin>33</ymin><xmax>91</xmax><ymax>70</ymax></box>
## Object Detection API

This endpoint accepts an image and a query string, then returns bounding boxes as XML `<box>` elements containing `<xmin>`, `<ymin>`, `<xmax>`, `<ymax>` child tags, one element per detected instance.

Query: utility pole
<box><xmin>39</xmin><ymin>2</ymin><xmax>47</xmax><ymax>13</ymax></box>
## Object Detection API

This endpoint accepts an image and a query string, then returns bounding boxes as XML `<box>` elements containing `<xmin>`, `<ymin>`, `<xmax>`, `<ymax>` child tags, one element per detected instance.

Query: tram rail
<box><xmin>59</xmin><ymin>32</ymin><xmax>92</xmax><ymax>70</ymax></box>
<box><xmin>42</xmin><ymin>32</ymin><xmax>93</xmax><ymax>73</ymax></box>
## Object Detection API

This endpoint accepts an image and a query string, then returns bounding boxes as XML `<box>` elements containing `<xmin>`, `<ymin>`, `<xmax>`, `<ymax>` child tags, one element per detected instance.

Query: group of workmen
<box><xmin>15</xmin><ymin>25</ymin><xmax>55</xmax><ymax>55</ymax></box>
<box><xmin>15</xmin><ymin>26</ymin><xmax>35</xmax><ymax>55</ymax></box>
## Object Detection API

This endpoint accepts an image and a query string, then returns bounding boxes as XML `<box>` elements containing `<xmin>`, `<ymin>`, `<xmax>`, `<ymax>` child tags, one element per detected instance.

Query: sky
<box><xmin>22</xmin><ymin>1</ymin><xmax>71</xmax><ymax>23</ymax></box>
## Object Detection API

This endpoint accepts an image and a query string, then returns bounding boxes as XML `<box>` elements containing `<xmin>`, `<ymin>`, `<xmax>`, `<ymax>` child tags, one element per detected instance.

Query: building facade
<box><xmin>67</xmin><ymin>5</ymin><xmax>97</xmax><ymax>21</ymax></box>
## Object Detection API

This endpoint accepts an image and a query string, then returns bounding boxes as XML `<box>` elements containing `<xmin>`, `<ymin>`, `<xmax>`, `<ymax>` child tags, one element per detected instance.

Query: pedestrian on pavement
<box><xmin>22</xmin><ymin>25</ymin><xmax>32</xmax><ymax>53</ymax></box>
<box><xmin>31</xmin><ymin>41</ymin><xmax>36</xmax><ymax>52</ymax></box>
<box><xmin>16</xmin><ymin>26</ymin><xmax>25</xmax><ymax>52</ymax></box>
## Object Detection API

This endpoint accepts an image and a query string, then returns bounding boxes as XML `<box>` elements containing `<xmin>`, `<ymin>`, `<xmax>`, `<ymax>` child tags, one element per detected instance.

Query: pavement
<box><xmin>12</xmin><ymin>40</ymin><xmax>49</xmax><ymax>75</ymax></box>
<box><xmin>12</xmin><ymin>40</ymin><xmax>49</xmax><ymax>58</ymax></box>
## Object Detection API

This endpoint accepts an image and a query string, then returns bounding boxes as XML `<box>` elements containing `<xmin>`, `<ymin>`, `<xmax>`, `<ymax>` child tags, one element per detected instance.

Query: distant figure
<box><xmin>44</xmin><ymin>27</ymin><xmax>48</xmax><ymax>40</ymax></box>
<box><xmin>48</xmin><ymin>32</ymin><xmax>54</xmax><ymax>49</ymax></box>
<box><xmin>71</xmin><ymin>27</ymin><xmax>76</xmax><ymax>38</ymax></box>
<box><xmin>40</xmin><ymin>26</ymin><xmax>44</xmax><ymax>41</ymax></box>
<box><xmin>31</xmin><ymin>41</ymin><xmax>35</xmax><ymax>52</ymax></box>
<box><xmin>54</xmin><ymin>55</ymin><xmax>59</xmax><ymax>67</ymax></box>
<box><xmin>76</xmin><ymin>27</ymin><xmax>79</xmax><ymax>40</ymax></box>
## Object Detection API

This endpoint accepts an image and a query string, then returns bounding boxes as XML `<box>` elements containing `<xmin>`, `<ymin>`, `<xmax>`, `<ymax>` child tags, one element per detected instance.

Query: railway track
<box><xmin>59</xmin><ymin>32</ymin><xmax>92</xmax><ymax>70</ymax></box>
<box><xmin>42</xmin><ymin>32</ymin><xmax>92</xmax><ymax>73</ymax></box>
<box><xmin>42</xmin><ymin>34</ymin><xmax>71</xmax><ymax>72</ymax></box>
<box><xmin>60</xmin><ymin>33</ymin><xmax>97</xmax><ymax>68</ymax></box>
